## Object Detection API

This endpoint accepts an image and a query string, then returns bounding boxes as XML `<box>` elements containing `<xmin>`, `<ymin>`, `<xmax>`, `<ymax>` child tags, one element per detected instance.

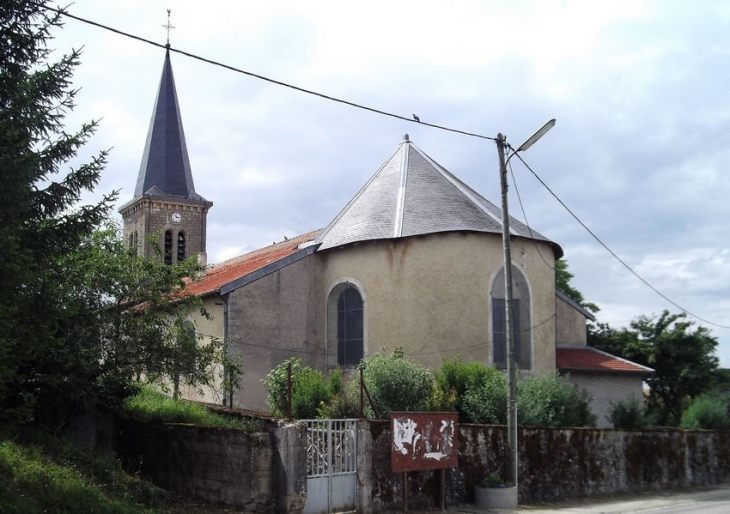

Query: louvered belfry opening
<box><xmin>164</xmin><ymin>230</ymin><xmax>173</xmax><ymax>265</ymax></box>
<box><xmin>177</xmin><ymin>231</ymin><xmax>186</xmax><ymax>262</ymax></box>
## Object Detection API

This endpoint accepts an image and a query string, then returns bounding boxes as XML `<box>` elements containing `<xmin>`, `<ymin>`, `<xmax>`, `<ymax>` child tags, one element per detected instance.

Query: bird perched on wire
<box><xmin>412</xmin><ymin>114</ymin><xmax>420</xmax><ymax>122</ymax></box>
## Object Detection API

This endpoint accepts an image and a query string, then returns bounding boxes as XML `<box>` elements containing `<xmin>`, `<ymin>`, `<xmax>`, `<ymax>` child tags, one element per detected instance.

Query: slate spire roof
<box><xmin>315</xmin><ymin>135</ymin><xmax>562</xmax><ymax>257</ymax></box>
<box><xmin>133</xmin><ymin>48</ymin><xmax>207</xmax><ymax>203</ymax></box>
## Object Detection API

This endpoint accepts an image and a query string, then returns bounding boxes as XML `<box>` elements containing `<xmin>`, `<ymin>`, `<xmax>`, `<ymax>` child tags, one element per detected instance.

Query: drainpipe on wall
<box><xmin>223</xmin><ymin>294</ymin><xmax>232</xmax><ymax>407</ymax></box>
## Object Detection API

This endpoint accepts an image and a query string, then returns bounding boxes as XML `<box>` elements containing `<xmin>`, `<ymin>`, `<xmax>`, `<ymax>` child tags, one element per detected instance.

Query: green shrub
<box><xmin>123</xmin><ymin>385</ymin><xmax>262</xmax><ymax>431</ymax></box>
<box><xmin>460</xmin><ymin>368</ymin><xmax>507</xmax><ymax>424</ymax></box>
<box><xmin>680</xmin><ymin>394</ymin><xmax>730</xmax><ymax>429</ymax></box>
<box><xmin>317</xmin><ymin>368</ymin><xmax>359</xmax><ymax>418</ymax></box>
<box><xmin>517</xmin><ymin>374</ymin><xmax>596</xmax><ymax>427</ymax></box>
<box><xmin>435</xmin><ymin>359</ymin><xmax>497</xmax><ymax>420</ymax></box>
<box><xmin>263</xmin><ymin>358</ymin><xmax>335</xmax><ymax>419</ymax></box>
<box><xmin>360</xmin><ymin>347</ymin><xmax>434</xmax><ymax>418</ymax></box>
<box><xmin>608</xmin><ymin>396</ymin><xmax>647</xmax><ymax>429</ymax></box>
<box><xmin>291</xmin><ymin>367</ymin><xmax>331</xmax><ymax>419</ymax></box>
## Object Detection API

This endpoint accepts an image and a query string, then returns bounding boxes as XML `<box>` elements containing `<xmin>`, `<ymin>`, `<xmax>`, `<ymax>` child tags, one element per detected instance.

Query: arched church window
<box><xmin>177</xmin><ymin>231</ymin><xmax>186</xmax><ymax>262</ymax></box>
<box><xmin>164</xmin><ymin>230</ymin><xmax>173</xmax><ymax>265</ymax></box>
<box><xmin>491</xmin><ymin>266</ymin><xmax>532</xmax><ymax>369</ymax></box>
<box><xmin>133</xmin><ymin>231</ymin><xmax>138</xmax><ymax>254</ymax></box>
<box><xmin>327</xmin><ymin>283</ymin><xmax>364</xmax><ymax>367</ymax></box>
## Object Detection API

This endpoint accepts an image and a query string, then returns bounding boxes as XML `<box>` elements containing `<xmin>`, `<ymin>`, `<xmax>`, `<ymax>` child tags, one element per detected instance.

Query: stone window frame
<box><xmin>326</xmin><ymin>280</ymin><xmax>366</xmax><ymax>369</ymax></box>
<box><xmin>490</xmin><ymin>265</ymin><xmax>533</xmax><ymax>369</ymax></box>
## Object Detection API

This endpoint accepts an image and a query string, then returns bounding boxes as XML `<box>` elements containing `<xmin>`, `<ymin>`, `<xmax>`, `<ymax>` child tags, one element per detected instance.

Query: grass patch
<box><xmin>0</xmin><ymin>436</ymin><xmax>165</xmax><ymax>514</ymax></box>
<box><xmin>123</xmin><ymin>386</ymin><xmax>263</xmax><ymax>432</ymax></box>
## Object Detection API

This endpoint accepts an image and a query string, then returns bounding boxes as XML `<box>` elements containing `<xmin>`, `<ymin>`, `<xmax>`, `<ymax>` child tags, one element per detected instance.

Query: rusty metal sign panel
<box><xmin>390</xmin><ymin>412</ymin><xmax>458</xmax><ymax>472</ymax></box>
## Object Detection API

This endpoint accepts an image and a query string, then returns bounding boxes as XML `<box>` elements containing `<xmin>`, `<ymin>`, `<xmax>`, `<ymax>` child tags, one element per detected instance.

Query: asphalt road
<box><xmin>496</xmin><ymin>484</ymin><xmax>730</xmax><ymax>513</ymax></box>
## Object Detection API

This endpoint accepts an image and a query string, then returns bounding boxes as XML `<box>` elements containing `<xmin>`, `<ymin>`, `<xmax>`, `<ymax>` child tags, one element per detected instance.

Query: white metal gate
<box><xmin>302</xmin><ymin>419</ymin><xmax>358</xmax><ymax>514</ymax></box>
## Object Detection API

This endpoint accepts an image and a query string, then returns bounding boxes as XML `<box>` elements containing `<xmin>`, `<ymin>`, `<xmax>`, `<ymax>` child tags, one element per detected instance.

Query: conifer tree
<box><xmin>0</xmin><ymin>1</ymin><xmax>116</xmax><ymax>425</ymax></box>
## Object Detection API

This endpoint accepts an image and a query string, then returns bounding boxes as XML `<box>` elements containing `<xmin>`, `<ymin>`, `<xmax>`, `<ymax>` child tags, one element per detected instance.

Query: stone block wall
<box><xmin>358</xmin><ymin>421</ymin><xmax>730</xmax><ymax>512</ymax></box>
<box><xmin>115</xmin><ymin>417</ymin><xmax>306</xmax><ymax>513</ymax></box>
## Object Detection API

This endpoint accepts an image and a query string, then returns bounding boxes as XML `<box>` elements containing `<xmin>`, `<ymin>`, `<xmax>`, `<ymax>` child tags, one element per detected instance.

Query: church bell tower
<box><xmin>118</xmin><ymin>46</ymin><xmax>212</xmax><ymax>265</ymax></box>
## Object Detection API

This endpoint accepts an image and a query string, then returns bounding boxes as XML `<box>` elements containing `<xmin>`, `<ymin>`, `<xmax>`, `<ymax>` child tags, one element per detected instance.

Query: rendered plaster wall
<box><xmin>568</xmin><ymin>373</ymin><xmax>646</xmax><ymax>429</ymax></box>
<box><xmin>226</xmin><ymin>255</ymin><xmax>325</xmax><ymax>412</ymax></box>
<box><xmin>321</xmin><ymin>232</ymin><xmax>557</xmax><ymax>374</ymax></box>
<box><xmin>359</xmin><ymin>421</ymin><xmax>730</xmax><ymax>512</ymax></box>
<box><xmin>116</xmin><ymin>418</ymin><xmax>307</xmax><ymax>513</ymax></box>
<box><xmin>181</xmin><ymin>295</ymin><xmax>225</xmax><ymax>405</ymax></box>
<box><xmin>555</xmin><ymin>295</ymin><xmax>588</xmax><ymax>346</ymax></box>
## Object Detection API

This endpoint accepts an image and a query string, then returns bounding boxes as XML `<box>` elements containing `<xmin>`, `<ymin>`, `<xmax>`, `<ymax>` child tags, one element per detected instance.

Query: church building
<box><xmin>123</xmin><ymin>49</ymin><xmax>653</xmax><ymax>427</ymax></box>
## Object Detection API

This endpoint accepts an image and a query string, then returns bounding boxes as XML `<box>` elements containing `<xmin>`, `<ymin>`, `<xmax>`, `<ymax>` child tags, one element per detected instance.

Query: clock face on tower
<box><xmin>171</xmin><ymin>211</ymin><xmax>182</xmax><ymax>224</ymax></box>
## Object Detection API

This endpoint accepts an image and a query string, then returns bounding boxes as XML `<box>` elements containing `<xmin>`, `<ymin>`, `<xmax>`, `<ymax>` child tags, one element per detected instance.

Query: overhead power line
<box><xmin>39</xmin><ymin>2</ymin><xmax>496</xmax><ymax>143</ymax></box>
<box><xmin>37</xmin><ymin>2</ymin><xmax>729</xmax><ymax>330</ymax></box>
<box><xmin>511</xmin><ymin>150</ymin><xmax>730</xmax><ymax>330</ymax></box>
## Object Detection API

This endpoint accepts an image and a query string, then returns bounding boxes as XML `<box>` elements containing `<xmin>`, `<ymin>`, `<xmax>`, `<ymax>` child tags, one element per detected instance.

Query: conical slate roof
<box><xmin>133</xmin><ymin>49</ymin><xmax>207</xmax><ymax>202</ymax></box>
<box><xmin>315</xmin><ymin>136</ymin><xmax>562</xmax><ymax>257</ymax></box>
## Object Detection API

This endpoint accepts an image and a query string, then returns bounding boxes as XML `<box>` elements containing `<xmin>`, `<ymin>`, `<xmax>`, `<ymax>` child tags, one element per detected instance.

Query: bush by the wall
<box><xmin>434</xmin><ymin>359</ymin><xmax>497</xmax><ymax>421</ymax></box>
<box><xmin>360</xmin><ymin>347</ymin><xmax>433</xmax><ymax>418</ymax></box>
<box><xmin>263</xmin><ymin>358</ymin><xmax>332</xmax><ymax>419</ymax></box>
<box><xmin>460</xmin><ymin>368</ymin><xmax>507</xmax><ymax>424</ymax></box>
<box><xmin>608</xmin><ymin>396</ymin><xmax>648</xmax><ymax>430</ymax></box>
<box><xmin>518</xmin><ymin>374</ymin><xmax>596</xmax><ymax>428</ymax></box>
<box><xmin>680</xmin><ymin>393</ymin><xmax>730</xmax><ymax>430</ymax></box>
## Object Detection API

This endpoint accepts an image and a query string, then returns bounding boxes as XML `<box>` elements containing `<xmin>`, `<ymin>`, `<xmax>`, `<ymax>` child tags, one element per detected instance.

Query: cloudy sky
<box><xmin>48</xmin><ymin>0</ymin><xmax>730</xmax><ymax>364</ymax></box>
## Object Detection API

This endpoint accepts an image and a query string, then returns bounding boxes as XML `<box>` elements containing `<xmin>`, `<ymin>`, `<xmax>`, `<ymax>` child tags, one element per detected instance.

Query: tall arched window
<box><xmin>177</xmin><ymin>231</ymin><xmax>186</xmax><ymax>262</ymax></box>
<box><xmin>327</xmin><ymin>283</ymin><xmax>364</xmax><ymax>367</ymax></box>
<box><xmin>491</xmin><ymin>266</ymin><xmax>531</xmax><ymax>369</ymax></box>
<box><xmin>164</xmin><ymin>230</ymin><xmax>173</xmax><ymax>265</ymax></box>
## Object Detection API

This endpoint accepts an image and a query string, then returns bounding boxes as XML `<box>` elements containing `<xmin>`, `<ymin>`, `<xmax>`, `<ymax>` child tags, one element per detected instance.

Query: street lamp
<box><xmin>495</xmin><ymin>119</ymin><xmax>556</xmax><ymax>493</ymax></box>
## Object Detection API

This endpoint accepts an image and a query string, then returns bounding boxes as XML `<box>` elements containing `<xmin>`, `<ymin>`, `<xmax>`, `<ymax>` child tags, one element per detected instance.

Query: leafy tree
<box><xmin>592</xmin><ymin>311</ymin><xmax>718</xmax><ymax>426</ymax></box>
<box><xmin>555</xmin><ymin>259</ymin><xmax>599</xmax><ymax>314</ymax></box>
<box><xmin>0</xmin><ymin>2</ymin><xmax>238</xmax><ymax>426</ymax></box>
<box><xmin>680</xmin><ymin>393</ymin><xmax>730</xmax><ymax>430</ymax></box>
<box><xmin>0</xmin><ymin>1</ymin><xmax>116</xmax><ymax>426</ymax></box>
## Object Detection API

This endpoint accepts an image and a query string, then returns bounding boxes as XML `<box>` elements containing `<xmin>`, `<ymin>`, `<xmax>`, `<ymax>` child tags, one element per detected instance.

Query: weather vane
<box><xmin>162</xmin><ymin>9</ymin><xmax>175</xmax><ymax>47</ymax></box>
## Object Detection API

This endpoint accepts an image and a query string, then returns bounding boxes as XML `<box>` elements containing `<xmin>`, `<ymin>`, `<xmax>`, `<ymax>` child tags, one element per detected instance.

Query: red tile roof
<box><xmin>556</xmin><ymin>346</ymin><xmax>653</xmax><ymax>375</ymax></box>
<box><xmin>183</xmin><ymin>230</ymin><xmax>320</xmax><ymax>297</ymax></box>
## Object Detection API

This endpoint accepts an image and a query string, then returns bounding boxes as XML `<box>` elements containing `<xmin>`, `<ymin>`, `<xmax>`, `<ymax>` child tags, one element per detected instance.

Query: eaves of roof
<box><xmin>183</xmin><ymin>230</ymin><xmax>320</xmax><ymax>298</ymax></box>
<box><xmin>556</xmin><ymin>346</ymin><xmax>654</xmax><ymax>375</ymax></box>
<box><xmin>314</xmin><ymin>136</ymin><xmax>563</xmax><ymax>258</ymax></box>
<box><xmin>556</xmin><ymin>290</ymin><xmax>596</xmax><ymax>321</ymax></box>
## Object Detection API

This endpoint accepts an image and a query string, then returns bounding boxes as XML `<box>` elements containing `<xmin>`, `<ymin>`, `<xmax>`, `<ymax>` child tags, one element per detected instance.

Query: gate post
<box><xmin>272</xmin><ymin>420</ymin><xmax>307</xmax><ymax>513</ymax></box>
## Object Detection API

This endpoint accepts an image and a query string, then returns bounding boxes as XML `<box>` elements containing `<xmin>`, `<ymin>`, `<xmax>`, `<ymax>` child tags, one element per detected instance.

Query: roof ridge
<box><xmin>210</xmin><ymin>229</ymin><xmax>320</xmax><ymax>270</ymax></box>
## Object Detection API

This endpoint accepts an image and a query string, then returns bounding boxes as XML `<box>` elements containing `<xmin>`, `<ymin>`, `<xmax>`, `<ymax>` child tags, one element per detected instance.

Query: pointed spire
<box><xmin>134</xmin><ymin>49</ymin><xmax>203</xmax><ymax>201</ymax></box>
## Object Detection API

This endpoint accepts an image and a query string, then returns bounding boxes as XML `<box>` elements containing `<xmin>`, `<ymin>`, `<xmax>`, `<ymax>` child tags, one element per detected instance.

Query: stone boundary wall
<box><xmin>115</xmin><ymin>417</ymin><xmax>306</xmax><ymax>513</ymax></box>
<box><xmin>359</xmin><ymin>421</ymin><xmax>730</xmax><ymax>512</ymax></box>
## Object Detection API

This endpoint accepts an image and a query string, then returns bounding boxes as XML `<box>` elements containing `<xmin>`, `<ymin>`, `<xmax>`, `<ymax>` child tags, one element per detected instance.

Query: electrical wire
<box><xmin>38</xmin><ymin>2</ymin><xmax>496</xmax><ymax>143</ymax></box>
<box><xmin>507</xmin><ymin>158</ymin><xmax>555</xmax><ymax>270</ymax></box>
<box><xmin>35</xmin><ymin>3</ymin><xmax>729</xmax><ymax>330</ymax></box>
<box><xmin>197</xmin><ymin>313</ymin><xmax>556</xmax><ymax>358</ymax></box>
<box><xmin>512</xmin><ymin>151</ymin><xmax>730</xmax><ymax>330</ymax></box>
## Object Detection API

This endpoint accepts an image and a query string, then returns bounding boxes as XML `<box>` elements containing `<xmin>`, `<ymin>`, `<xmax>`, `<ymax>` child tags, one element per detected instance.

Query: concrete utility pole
<box><xmin>496</xmin><ymin>119</ymin><xmax>556</xmax><ymax>494</ymax></box>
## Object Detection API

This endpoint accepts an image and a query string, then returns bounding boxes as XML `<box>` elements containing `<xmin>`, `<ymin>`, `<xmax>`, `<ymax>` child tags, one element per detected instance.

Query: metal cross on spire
<box><xmin>162</xmin><ymin>8</ymin><xmax>175</xmax><ymax>47</ymax></box>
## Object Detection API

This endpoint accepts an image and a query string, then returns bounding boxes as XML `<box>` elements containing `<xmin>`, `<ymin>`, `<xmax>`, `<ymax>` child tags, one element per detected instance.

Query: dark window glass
<box><xmin>492</xmin><ymin>298</ymin><xmax>521</xmax><ymax>367</ymax></box>
<box><xmin>337</xmin><ymin>287</ymin><xmax>363</xmax><ymax>366</ymax></box>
